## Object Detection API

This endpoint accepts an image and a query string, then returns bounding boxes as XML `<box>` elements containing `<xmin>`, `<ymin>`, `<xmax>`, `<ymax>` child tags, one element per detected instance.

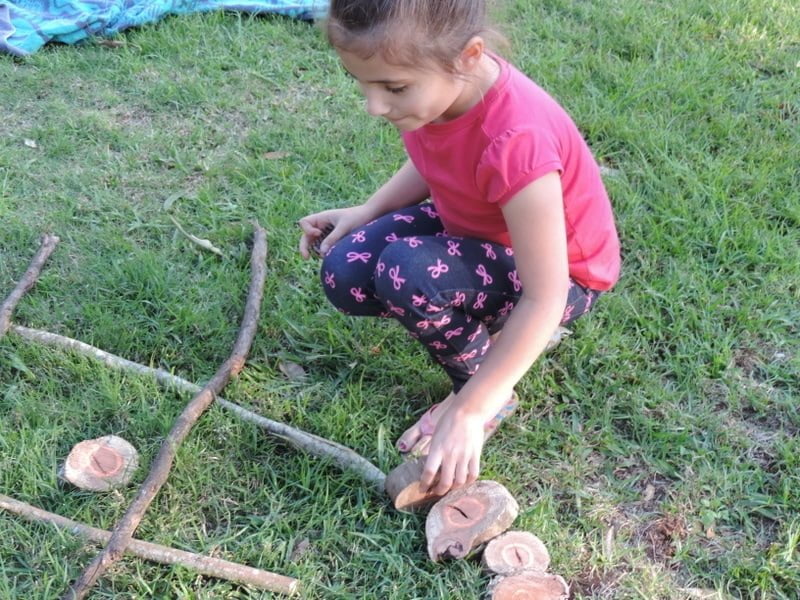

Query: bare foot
<box><xmin>395</xmin><ymin>391</ymin><xmax>520</xmax><ymax>457</ymax></box>
<box><xmin>396</xmin><ymin>392</ymin><xmax>457</xmax><ymax>456</ymax></box>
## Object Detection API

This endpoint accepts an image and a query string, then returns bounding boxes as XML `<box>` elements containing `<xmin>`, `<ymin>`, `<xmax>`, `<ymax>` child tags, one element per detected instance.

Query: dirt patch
<box><xmin>570</xmin><ymin>564</ymin><xmax>630</xmax><ymax>598</ymax></box>
<box><xmin>638</xmin><ymin>514</ymin><xmax>688</xmax><ymax>566</ymax></box>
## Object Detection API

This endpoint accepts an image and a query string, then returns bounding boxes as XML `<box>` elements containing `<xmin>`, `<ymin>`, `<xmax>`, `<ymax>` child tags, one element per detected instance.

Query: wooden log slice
<box><xmin>384</xmin><ymin>457</ymin><xmax>443</xmax><ymax>512</ymax></box>
<box><xmin>61</xmin><ymin>435</ymin><xmax>139</xmax><ymax>491</ymax></box>
<box><xmin>487</xmin><ymin>572</ymin><xmax>569</xmax><ymax>600</ymax></box>
<box><xmin>482</xmin><ymin>531</ymin><xmax>550</xmax><ymax>576</ymax></box>
<box><xmin>426</xmin><ymin>480</ymin><xmax>519</xmax><ymax>562</ymax></box>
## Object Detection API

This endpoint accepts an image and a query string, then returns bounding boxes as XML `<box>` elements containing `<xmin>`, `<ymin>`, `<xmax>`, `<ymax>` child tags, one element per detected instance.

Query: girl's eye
<box><xmin>387</xmin><ymin>86</ymin><xmax>407</xmax><ymax>94</ymax></box>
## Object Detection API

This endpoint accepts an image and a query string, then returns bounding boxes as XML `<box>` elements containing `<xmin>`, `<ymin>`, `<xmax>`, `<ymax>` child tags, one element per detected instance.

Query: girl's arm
<box><xmin>420</xmin><ymin>171</ymin><xmax>570</xmax><ymax>494</ymax></box>
<box><xmin>299</xmin><ymin>159</ymin><xmax>429</xmax><ymax>257</ymax></box>
<box><xmin>360</xmin><ymin>158</ymin><xmax>430</xmax><ymax>221</ymax></box>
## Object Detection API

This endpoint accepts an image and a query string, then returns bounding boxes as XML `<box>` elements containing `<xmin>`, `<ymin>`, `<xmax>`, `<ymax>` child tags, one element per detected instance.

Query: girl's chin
<box><xmin>388</xmin><ymin>117</ymin><xmax>425</xmax><ymax>132</ymax></box>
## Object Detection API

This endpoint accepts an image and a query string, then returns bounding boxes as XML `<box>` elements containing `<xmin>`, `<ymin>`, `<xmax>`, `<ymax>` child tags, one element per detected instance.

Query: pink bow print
<box><xmin>412</xmin><ymin>294</ymin><xmax>428</xmax><ymax>307</ymax></box>
<box><xmin>346</xmin><ymin>251</ymin><xmax>371</xmax><ymax>263</ymax></box>
<box><xmin>475</xmin><ymin>264</ymin><xmax>493</xmax><ymax>286</ymax></box>
<box><xmin>473</xmin><ymin>292</ymin><xmax>487</xmax><ymax>310</ymax></box>
<box><xmin>444</xmin><ymin>327</ymin><xmax>464</xmax><ymax>340</ymax></box>
<box><xmin>427</xmin><ymin>258</ymin><xmax>449</xmax><ymax>278</ymax></box>
<box><xmin>480</xmin><ymin>243</ymin><xmax>497</xmax><ymax>260</ymax></box>
<box><xmin>421</xmin><ymin>205</ymin><xmax>438</xmax><ymax>219</ymax></box>
<box><xmin>350</xmin><ymin>287</ymin><xmax>366</xmax><ymax>302</ymax></box>
<box><xmin>389</xmin><ymin>266</ymin><xmax>406</xmax><ymax>290</ymax></box>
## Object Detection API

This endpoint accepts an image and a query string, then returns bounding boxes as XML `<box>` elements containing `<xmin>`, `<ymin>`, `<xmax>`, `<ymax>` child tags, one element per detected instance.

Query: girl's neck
<box><xmin>439</xmin><ymin>53</ymin><xmax>501</xmax><ymax>122</ymax></box>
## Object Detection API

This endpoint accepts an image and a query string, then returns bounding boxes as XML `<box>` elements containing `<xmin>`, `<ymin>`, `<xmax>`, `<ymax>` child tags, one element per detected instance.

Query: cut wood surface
<box><xmin>61</xmin><ymin>435</ymin><xmax>139</xmax><ymax>492</ymax></box>
<box><xmin>482</xmin><ymin>531</ymin><xmax>551</xmax><ymax>576</ymax></box>
<box><xmin>426</xmin><ymin>480</ymin><xmax>519</xmax><ymax>561</ymax></box>
<box><xmin>63</xmin><ymin>224</ymin><xmax>268</xmax><ymax>600</ymax></box>
<box><xmin>487</xmin><ymin>572</ymin><xmax>569</xmax><ymax>600</ymax></box>
<box><xmin>384</xmin><ymin>457</ymin><xmax>443</xmax><ymax>512</ymax></box>
<box><xmin>9</xmin><ymin>324</ymin><xmax>386</xmax><ymax>491</ymax></box>
<box><xmin>0</xmin><ymin>494</ymin><xmax>298</xmax><ymax>595</ymax></box>
<box><xmin>0</xmin><ymin>233</ymin><xmax>59</xmax><ymax>337</ymax></box>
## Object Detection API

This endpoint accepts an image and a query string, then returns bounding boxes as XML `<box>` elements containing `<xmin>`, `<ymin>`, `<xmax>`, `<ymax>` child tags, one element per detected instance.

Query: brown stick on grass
<box><xmin>9</xmin><ymin>324</ymin><xmax>387</xmax><ymax>491</ymax></box>
<box><xmin>63</xmin><ymin>223</ymin><xmax>268</xmax><ymax>600</ymax></box>
<box><xmin>0</xmin><ymin>233</ymin><xmax>59</xmax><ymax>338</ymax></box>
<box><xmin>0</xmin><ymin>494</ymin><xmax>299</xmax><ymax>595</ymax></box>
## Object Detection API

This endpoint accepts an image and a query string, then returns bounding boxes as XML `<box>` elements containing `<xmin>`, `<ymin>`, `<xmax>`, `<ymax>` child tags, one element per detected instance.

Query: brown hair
<box><xmin>326</xmin><ymin>0</ymin><xmax>500</xmax><ymax>73</ymax></box>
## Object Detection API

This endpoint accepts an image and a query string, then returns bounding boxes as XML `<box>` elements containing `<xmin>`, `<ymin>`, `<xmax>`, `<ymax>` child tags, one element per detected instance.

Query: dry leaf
<box><xmin>23</xmin><ymin>139</ymin><xmax>37</xmax><ymax>148</ymax></box>
<box><xmin>279</xmin><ymin>361</ymin><xmax>307</xmax><ymax>381</ymax></box>
<box><xmin>162</xmin><ymin>192</ymin><xmax>182</xmax><ymax>211</ymax></box>
<box><xmin>170</xmin><ymin>216</ymin><xmax>224</xmax><ymax>257</ymax></box>
<box><xmin>263</xmin><ymin>151</ymin><xmax>292</xmax><ymax>160</ymax></box>
<box><xmin>98</xmin><ymin>39</ymin><xmax>125</xmax><ymax>48</ymax></box>
<box><xmin>545</xmin><ymin>326</ymin><xmax>572</xmax><ymax>351</ymax></box>
<box><xmin>642</xmin><ymin>483</ymin><xmax>656</xmax><ymax>503</ymax></box>
<box><xmin>289</xmin><ymin>538</ymin><xmax>311</xmax><ymax>562</ymax></box>
<box><xmin>600</xmin><ymin>165</ymin><xmax>621</xmax><ymax>177</ymax></box>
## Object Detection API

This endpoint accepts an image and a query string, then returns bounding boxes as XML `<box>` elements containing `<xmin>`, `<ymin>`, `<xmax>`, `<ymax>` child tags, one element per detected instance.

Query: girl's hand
<box><xmin>419</xmin><ymin>404</ymin><xmax>486</xmax><ymax>496</ymax></box>
<box><xmin>297</xmin><ymin>205</ymin><xmax>371</xmax><ymax>259</ymax></box>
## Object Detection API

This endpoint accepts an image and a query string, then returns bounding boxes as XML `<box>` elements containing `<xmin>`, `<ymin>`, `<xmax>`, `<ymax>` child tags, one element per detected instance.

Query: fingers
<box><xmin>435</xmin><ymin>453</ymin><xmax>457</xmax><ymax>496</ymax></box>
<box><xmin>420</xmin><ymin>452</ymin><xmax>441</xmax><ymax>493</ymax></box>
<box><xmin>420</xmin><ymin>450</ymin><xmax>480</xmax><ymax>496</ymax></box>
<box><xmin>318</xmin><ymin>223</ymin><xmax>344</xmax><ymax>255</ymax></box>
<box><xmin>297</xmin><ymin>216</ymin><xmax>329</xmax><ymax>260</ymax></box>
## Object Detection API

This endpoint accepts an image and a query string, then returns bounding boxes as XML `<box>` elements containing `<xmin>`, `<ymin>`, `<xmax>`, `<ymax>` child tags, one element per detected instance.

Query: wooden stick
<box><xmin>0</xmin><ymin>233</ymin><xmax>59</xmax><ymax>338</ymax></box>
<box><xmin>9</xmin><ymin>324</ymin><xmax>387</xmax><ymax>491</ymax></box>
<box><xmin>63</xmin><ymin>224</ymin><xmax>268</xmax><ymax>600</ymax></box>
<box><xmin>0</xmin><ymin>494</ymin><xmax>299</xmax><ymax>595</ymax></box>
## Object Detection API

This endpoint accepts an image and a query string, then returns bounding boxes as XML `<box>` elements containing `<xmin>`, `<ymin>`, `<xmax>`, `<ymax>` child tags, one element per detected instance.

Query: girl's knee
<box><xmin>373</xmin><ymin>241</ymin><xmax>419</xmax><ymax>300</ymax></box>
<box><xmin>319</xmin><ymin>247</ymin><xmax>373</xmax><ymax>310</ymax></box>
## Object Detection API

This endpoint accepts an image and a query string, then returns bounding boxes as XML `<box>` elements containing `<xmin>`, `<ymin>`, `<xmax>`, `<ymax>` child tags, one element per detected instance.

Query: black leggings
<box><xmin>320</xmin><ymin>204</ymin><xmax>600</xmax><ymax>391</ymax></box>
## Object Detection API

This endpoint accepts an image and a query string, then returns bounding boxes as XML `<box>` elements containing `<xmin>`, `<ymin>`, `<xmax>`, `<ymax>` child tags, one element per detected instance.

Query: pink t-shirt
<box><xmin>401</xmin><ymin>55</ymin><xmax>621</xmax><ymax>291</ymax></box>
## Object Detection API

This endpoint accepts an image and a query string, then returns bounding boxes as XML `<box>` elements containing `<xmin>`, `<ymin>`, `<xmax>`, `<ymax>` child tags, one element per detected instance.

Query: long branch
<box><xmin>10</xmin><ymin>323</ymin><xmax>387</xmax><ymax>490</ymax></box>
<box><xmin>0</xmin><ymin>494</ymin><xmax>298</xmax><ymax>595</ymax></box>
<box><xmin>0</xmin><ymin>233</ymin><xmax>59</xmax><ymax>337</ymax></box>
<box><xmin>63</xmin><ymin>224</ymin><xmax>268</xmax><ymax>599</ymax></box>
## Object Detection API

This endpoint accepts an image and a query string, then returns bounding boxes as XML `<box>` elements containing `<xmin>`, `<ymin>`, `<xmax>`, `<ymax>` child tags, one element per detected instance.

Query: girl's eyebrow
<box><xmin>341</xmin><ymin>66</ymin><xmax>408</xmax><ymax>85</ymax></box>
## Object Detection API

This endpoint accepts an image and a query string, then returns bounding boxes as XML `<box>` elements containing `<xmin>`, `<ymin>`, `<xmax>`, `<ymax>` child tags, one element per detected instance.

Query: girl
<box><xmin>298</xmin><ymin>0</ymin><xmax>620</xmax><ymax>496</ymax></box>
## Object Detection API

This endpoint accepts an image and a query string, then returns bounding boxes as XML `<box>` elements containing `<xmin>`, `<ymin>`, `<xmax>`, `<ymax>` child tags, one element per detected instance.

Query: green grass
<box><xmin>1</xmin><ymin>1</ymin><xmax>798</xmax><ymax>598</ymax></box>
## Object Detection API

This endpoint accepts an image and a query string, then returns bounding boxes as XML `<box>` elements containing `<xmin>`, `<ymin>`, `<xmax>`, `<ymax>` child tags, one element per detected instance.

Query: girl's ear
<box><xmin>457</xmin><ymin>36</ymin><xmax>485</xmax><ymax>73</ymax></box>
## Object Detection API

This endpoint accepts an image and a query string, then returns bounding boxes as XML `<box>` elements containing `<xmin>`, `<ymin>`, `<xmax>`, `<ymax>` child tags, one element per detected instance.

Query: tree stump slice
<box><xmin>426</xmin><ymin>480</ymin><xmax>519</xmax><ymax>561</ymax></box>
<box><xmin>385</xmin><ymin>457</ymin><xmax>443</xmax><ymax>512</ymax></box>
<box><xmin>487</xmin><ymin>572</ymin><xmax>569</xmax><ymax>600</ymax></box>
<box><xmin>482</xmin><ymin>531</ymin><xmax>551</xmax><ymax>576</ymax></box>
<box><xmin>61</xmin><ymin>435</ymin><xmax>139</xmax><ymax>491</ymax></box>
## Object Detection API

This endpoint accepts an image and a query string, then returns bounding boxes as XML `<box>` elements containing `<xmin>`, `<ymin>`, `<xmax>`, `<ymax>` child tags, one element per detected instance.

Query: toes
<box><xmin>409</xmin><ymin>435</ymin><xmax>432</xmax><ymax>457</ymax></box>
<box><xmin>396</xmin><ymin>425</ymin><xmax>423</xmax><ymax>453</ymax></box>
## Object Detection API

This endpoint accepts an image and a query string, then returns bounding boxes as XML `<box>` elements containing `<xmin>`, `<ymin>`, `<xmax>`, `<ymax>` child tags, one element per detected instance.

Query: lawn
<box><xmin>1</xmin><ymin>0</ymin><xmax>798</xmax><ymax>598</ymax></box>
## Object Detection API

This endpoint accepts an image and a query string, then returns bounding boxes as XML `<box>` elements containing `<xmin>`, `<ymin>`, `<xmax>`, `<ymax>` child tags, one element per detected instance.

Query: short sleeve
<box><xmin>476</xmin><ymin>127</ymin><xmax>563</xmax><ymax>206</ymax></box>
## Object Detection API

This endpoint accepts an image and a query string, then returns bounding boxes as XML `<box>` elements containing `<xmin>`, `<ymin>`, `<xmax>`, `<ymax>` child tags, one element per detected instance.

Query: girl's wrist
<box><xmin>453</xmin><ymin>387</ymin><xmax>513</xmax><ymax>422</ymax></box>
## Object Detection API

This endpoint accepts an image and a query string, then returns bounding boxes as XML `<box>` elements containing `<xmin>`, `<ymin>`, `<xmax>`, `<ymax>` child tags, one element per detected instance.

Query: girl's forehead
<box><xmin>337</xmin><ymin>48</ymin><xmax>443</xmax><ymax>82</ymax></box>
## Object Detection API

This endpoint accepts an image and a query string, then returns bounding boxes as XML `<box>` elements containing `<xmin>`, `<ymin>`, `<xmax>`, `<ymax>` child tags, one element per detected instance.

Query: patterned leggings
<box><xmin>320</xmin><ymin>204</ymin><xmax>600</xmax><ymax>392</ymax></box>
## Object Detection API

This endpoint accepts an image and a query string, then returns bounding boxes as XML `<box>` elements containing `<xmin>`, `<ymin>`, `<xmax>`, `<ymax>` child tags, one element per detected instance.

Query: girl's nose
<box><xmin>364</xmin><ymin>91</ymin><xmax>390</xmax><ymax>117</ymax></box>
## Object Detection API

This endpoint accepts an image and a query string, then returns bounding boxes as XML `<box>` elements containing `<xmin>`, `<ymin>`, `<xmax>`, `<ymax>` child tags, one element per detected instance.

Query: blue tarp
<box><xmin>0</xmin><ymin>0</ymin><xmax>327</xmax><ymax>56</ymax></box>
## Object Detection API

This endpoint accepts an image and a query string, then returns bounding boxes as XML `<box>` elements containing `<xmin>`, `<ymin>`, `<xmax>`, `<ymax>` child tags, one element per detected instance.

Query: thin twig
<box><xmin>10</xmin><ymin>323</ymin><xmax>387</xmax><ymax>490</ymax></box>
<box><xmin>63</xmin><ymin>223</ymin><xmax>268</xmax><ymax>600</ymax></box>
<box><xmin>0</xmin><ymin>233</ymin><xmax>59</xmax><ymax>338</ymax></box>
<box><xmin>0</xmin><ymin>494</ymin><xmax>299</xmax><ymax>595</ymax></box>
